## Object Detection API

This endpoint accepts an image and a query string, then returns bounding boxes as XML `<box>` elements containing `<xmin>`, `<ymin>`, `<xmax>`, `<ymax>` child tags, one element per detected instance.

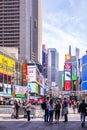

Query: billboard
<box><xmin>27</xmin><ymin>65</ymin><xmax>43</xmax><ymax>86</ymax></box>
<box><xmin>27</xmin><ymin>83</ymin><xmax>38</xmax><ymax>94</ymax></box>
<box><xmin>27</xmin><ymin>66</ymin><xmax>36</xmax><ymax>82</ymax></box>
<box><xmin>82</xmin><ymin>55</ymin><xmax>87</xmax><ymax>90</ymax></box>
<box><xmin>15</xmin><ymin>85</ymin><xmax>27</xmax><ymax>94</ymax></box>
<box><xmin>64</xmin><ymin>62</ymin><xmax>72</xmax><ymax>70</ymax></box>
<box><xmin>64</xmin><ymin>81</ymin><xmax>71</xmax><ymax>91</ymax></box>
<box><xmin>65</xmin><ymin>71</ymin><xmax>71</xmax><ymax>81</ymax></box>
<box><xmin>0</xmin><ymin>54</ymin><xmax>15</xmax><ymax>76</ymax></box>
<box><xmin>22</xmin><ymin>63</ymin><xmax>28</xmax><ymax>83</ymax></box>
<box><xmin>65</xmin><ymin>54</ymin><xmax>71</xmax><ymax>61</ymax></box>
<box><xmin>64</xmin><ymin>62</ymin><xmax>72</xmax><ymax>91</ymax></box>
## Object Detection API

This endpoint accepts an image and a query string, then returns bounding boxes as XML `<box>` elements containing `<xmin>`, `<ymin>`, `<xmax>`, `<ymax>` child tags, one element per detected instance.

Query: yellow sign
<box><xmin>35</xmin><ymin>83</ymin><xmax>38</xmax><ymax>94</ymax></box>
<box><xmin>65</xmin><ymin>54</ymin><xmax>71</xmax><ymax>61</ymax></box>
<box><xmin>0</xmin><ymin>54</ymin><xmax>15</xmax><ymax>76</ymax></box>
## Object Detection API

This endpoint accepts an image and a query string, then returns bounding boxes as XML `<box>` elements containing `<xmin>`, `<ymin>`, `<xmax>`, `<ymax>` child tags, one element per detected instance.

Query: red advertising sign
<box><xmin>64</xmin><ymin>62</ymin><xmax>72</xmax><ymax>70</ymax></box>
<box><xmin>64</xmin><ymin>81</ymin><xmax>71</xmax><ymax>91</ymax></box>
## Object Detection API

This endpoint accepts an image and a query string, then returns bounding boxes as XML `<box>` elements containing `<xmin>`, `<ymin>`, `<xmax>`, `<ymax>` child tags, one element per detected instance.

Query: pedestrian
<box><xmin>25</xmin><ymin>100</ymin><xmax>31</xmax><ymax>121</ymax></box>
<box><xmin>62</xmin><ymin>98</ymin><xmax>68</xmax><ymax>122</ymax></box>
<box><xmin>68</xmin><ymin>99</ymin><xmax>72</xmax><ymax>108</ymax></box>
<box><xmin>54</xmin><ymin>99</ymin><xmax>61</xmax><ymax>123</ymax></box>
<box><xmin>72</xmin><ymin>101</ymin><xmax>76</xmax><ymax>114</ymax></box>
<box><xmin>14</xmin><ymin>100</ymin><xmax>20</xmax><ymax>119</ymax></box>
<box><xmin>78</xmin><ymin>99</ymin><xmax>87</xmax><ymax>127</ymax></box>
<box><xmin>44</xmin><ymin>96</ymin><xmax>49</xmax><ymax>122</ymax></box>
<box><xmin>48</xmin><ymin>99</ymin><xmax>54</xmax><ymax>123</ymax></box>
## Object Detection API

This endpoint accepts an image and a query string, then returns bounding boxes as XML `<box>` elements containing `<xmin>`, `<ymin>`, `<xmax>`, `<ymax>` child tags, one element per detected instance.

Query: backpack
<box><xmin>41</xmin><ymin>101</ymin><xmax>46</xmax><ymax>110</ymax></box>
<box><xmin>56</xmin><ymin>104</ymin><xmax>61</xmax><ymax>110</ymax></box>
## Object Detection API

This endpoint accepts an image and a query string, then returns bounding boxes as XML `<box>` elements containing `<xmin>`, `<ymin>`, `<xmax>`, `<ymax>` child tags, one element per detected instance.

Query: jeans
<box><xmin>80</xmin><ymin>113</ymin><xmax>85</xmax><ymax>125</ymax></box>
<box><xmin>49</xmin><ymin>110</ymin><xmax>54</xmax><ymax>122</ymax></box>
<box><xmin>44</xmin><ymin>109</ymin><xmax>49</xmax><ymax>122</ymax></box>
<box><xmin>27</xmin><ymin>111</ymin><xmax>30</xmax><ymax>121</ymax></box>
<box><xmin>55</xmin><ymin>110</ymin><xmax>60</xmax><ymax>120</ymax></box>
<box><xmin>64</xmin><ymin>114</ymin><xmax>68</xmax><ymax>122</ymax></box>
<box><xmin>15</xmin><ymin>108</ymin><xmax>19</xmax><ymax>119</ymax></box>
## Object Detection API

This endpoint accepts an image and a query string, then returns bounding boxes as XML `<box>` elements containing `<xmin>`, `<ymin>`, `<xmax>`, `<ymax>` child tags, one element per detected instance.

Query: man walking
<box><xmin>62</xmin><ymin>98</ymin><xmax>68</xmax><ymax>122</ymax></box>
<box><xmin>78</xmin><ymin>99</ymin><xmax>87</xmax><ymax>127</ymax></box>
<box><xmin>44</xmin><ymin>96</ymin><xmax>49</xmax><ymax>122</ymax></box>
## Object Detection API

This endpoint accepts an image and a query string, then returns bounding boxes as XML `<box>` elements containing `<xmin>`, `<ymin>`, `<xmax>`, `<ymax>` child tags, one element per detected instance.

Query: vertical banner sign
<box><xmin>64</xmin><ymin>62</ymin><xmax>72</xmax><ymax>91</ymax></box>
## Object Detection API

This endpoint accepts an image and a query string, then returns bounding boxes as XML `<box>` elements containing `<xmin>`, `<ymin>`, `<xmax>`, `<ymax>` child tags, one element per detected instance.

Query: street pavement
<box><xmin>0</xmin><ymin>120</ymin><xmax>87</xmax><ymax>130</ymax></box>
<box><xmin>0</xmin><ymin>107</ymin><xmax>87</xmax><ymax>130</ymax></box>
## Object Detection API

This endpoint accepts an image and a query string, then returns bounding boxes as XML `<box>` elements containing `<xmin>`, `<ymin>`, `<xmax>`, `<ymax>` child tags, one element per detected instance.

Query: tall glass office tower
<box><xmin>0</xmin><ymin>0</ymin><xmax>42</xmax><ymax>63</ymax></box>
<box><xmin>47</xmin><ymin>48</ymin><xmax>59</xmax><ymax>87</ymax></box>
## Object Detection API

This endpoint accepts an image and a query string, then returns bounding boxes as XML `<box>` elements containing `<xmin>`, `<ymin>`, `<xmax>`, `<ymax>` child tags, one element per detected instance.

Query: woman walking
<box><xmin>55</xmin><ymin>100</ymin><xmax>61</xmax><ymax>123</ymax></box>
<box><xmin>48</xmin><ymin>99</ymin><xmax>54</xmax><ymax>123</ymax></box>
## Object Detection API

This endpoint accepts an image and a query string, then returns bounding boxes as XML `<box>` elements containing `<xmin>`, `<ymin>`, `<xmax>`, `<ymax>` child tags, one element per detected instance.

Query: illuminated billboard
<box><xmin>82</xmin><ymin>55</ymin><xmax>87</xmax><ymax>90</ymax></box>
<box><xmin>27</xmin><ymin>66</ymin><xmax>36</xmax><ymax>82</ymax></box>
<box><xmin>65</xmin><ymin>54</ymin><xmax>71</xmax><ymax>61</ymax></box>
<box><xmin>27</xmin><ymin>83</ymin><xmax>38</xmax><ymax>94</ymax></box>
<box><xmin>64</xmin><ymin>81</ymin><xmax>71</xmax><ymax>91</ymax></box>
<box><xmin>64</xmin><ymin>62</ymin><xmax>72</xmax><ymax>91</ymax></box>
<box><xmin>0</xmin><ymin>54</ymin><xmax>15</xmax><ymax>76</ymax></box>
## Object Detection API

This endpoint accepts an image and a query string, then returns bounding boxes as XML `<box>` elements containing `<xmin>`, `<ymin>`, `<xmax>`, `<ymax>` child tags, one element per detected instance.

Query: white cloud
<box><xmin>42</xmin><ymin>0</ymin><xmax>87</xmax><ymax>70</ymax></box>
<box><xmin>43</xmin><ymin>20</ymin><xmax>86</xmax><ymax>70</ymax></box>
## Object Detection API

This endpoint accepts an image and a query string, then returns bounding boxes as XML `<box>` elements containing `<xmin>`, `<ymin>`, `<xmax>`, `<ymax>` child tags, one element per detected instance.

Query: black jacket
<box><xmin>78</xmin><ymin>102</ymin><xmax>87</xmax><ymax>113</ymax></box>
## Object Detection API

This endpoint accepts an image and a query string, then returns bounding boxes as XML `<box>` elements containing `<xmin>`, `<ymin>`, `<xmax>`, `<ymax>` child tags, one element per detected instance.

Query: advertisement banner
<box><xmin>64</xmin><ymin>81</ymin><xmax>71</xmax><ymax>91</ymax></box>
<box><xmin>65</xmin><ymin>71</ymin><xmax>71</xmax><ymax>81</ymax></box>
<box><xmin>65</xmin><ymin>54</ymin><xmax>71</xmax><ymax>61</ymax></box>
<box><xmin>64</xmin><ymin>62</ymin><xmax>72</xmax><ymax>91</ymax></box>
<box><xmin>27</xmin><ymin>83</ymin><xmax>38</xmax><ymax>94</ymax></box>
<box><xmin>82</xmin><ymin>55</ymin><xmax>87</xmax><ymax>90</ymax></box>
<box><xmin>64</xmin><ymin>62</ymin><xmax>72</xmax><ymax>70</ymax></box>
<box><xmin>15</xmin><ymin>85</ymin><xmax>27</xmax><ymax>94</ymax></box>
<box><xmin>27</xmin><ymin>65</ymin><xmax>44</xmax><ymax>87</ymax></box>
<box><xmin>0</xmin><ymin>54</ymin><xmax>15</xmax><ymax>76</ymax></box>
<box><xmin>35</xmin><ymin>83</ymin><xmax>38</xmax><ymax>94</ymax></box>
<box><xmin>27</xmin><ymin>66</ymin><xmax>36</xmax><ymax>82</ymax></box>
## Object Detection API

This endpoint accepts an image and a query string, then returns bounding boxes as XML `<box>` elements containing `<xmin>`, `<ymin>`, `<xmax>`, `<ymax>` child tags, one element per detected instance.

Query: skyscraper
<box><xmin>47</xmin><ymin>48</ymin><xmax>59</xmax><ymax>87</ymax></box>
<box><xmin>0</xmin><ymin>0</ymin><xmax>42</xmax><ymax>63</ymax></box>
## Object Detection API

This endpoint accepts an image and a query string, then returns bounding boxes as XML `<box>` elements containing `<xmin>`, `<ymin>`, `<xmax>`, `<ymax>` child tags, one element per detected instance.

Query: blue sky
<box><xmin>42</xmin><ymin>0</ymin><xmax>87</xmax><ymax>70</ymax></box>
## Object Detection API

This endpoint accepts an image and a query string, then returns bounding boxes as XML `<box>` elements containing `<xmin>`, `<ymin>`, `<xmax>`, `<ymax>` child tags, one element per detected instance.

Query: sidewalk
<box><xmin>0</xmin><ymin>107</ymin><xmax>87</xmax><ymax>121</ymax></box>
<box><xmin>0</xmin><ymin>113</ymin><xmax>81</xmax><ymax>121</ymax></box>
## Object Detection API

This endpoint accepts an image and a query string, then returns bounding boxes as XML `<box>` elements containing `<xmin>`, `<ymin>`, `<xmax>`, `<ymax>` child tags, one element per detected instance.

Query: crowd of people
<box><xmin>42</xmin><ymin>96</ymin><xmax>87</xmax><ymax>127</ymax></box>
<box><xmin>43</xmin><ymin>97</ymin><xmax>68</xmax><ymax>124</ymax></box>
<box><xmin>13</xmin><ymin>97</ymin><xmax>87</xmax><ymax>127</ymax></box>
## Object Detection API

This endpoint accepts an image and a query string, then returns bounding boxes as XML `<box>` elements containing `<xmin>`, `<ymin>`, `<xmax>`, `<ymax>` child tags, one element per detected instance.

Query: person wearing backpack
<box><xmin>55</xmin><ymin>99</ymin><xmax>61</xmax><ymax>123</ymax></box>
<box><xmin>41</xmin><ymin>101</ymin><xmax>46</xmax><ymax>110</ymax></box>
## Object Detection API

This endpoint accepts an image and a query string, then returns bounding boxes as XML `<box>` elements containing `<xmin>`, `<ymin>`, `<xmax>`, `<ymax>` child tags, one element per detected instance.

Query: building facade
<box><xmin>0</xmin><ymin>48</ymin><xmax>22</xmax><ymax>100</ymax></box>
<box><xmin>47</xmin><ymin>48</ymin><xmax>59</xmax><ymax>87</ymax></box>
<box><xmin>0</xmin><ymin>0</ymin><xmax>42</xmax><ymax>64</ymax></box>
